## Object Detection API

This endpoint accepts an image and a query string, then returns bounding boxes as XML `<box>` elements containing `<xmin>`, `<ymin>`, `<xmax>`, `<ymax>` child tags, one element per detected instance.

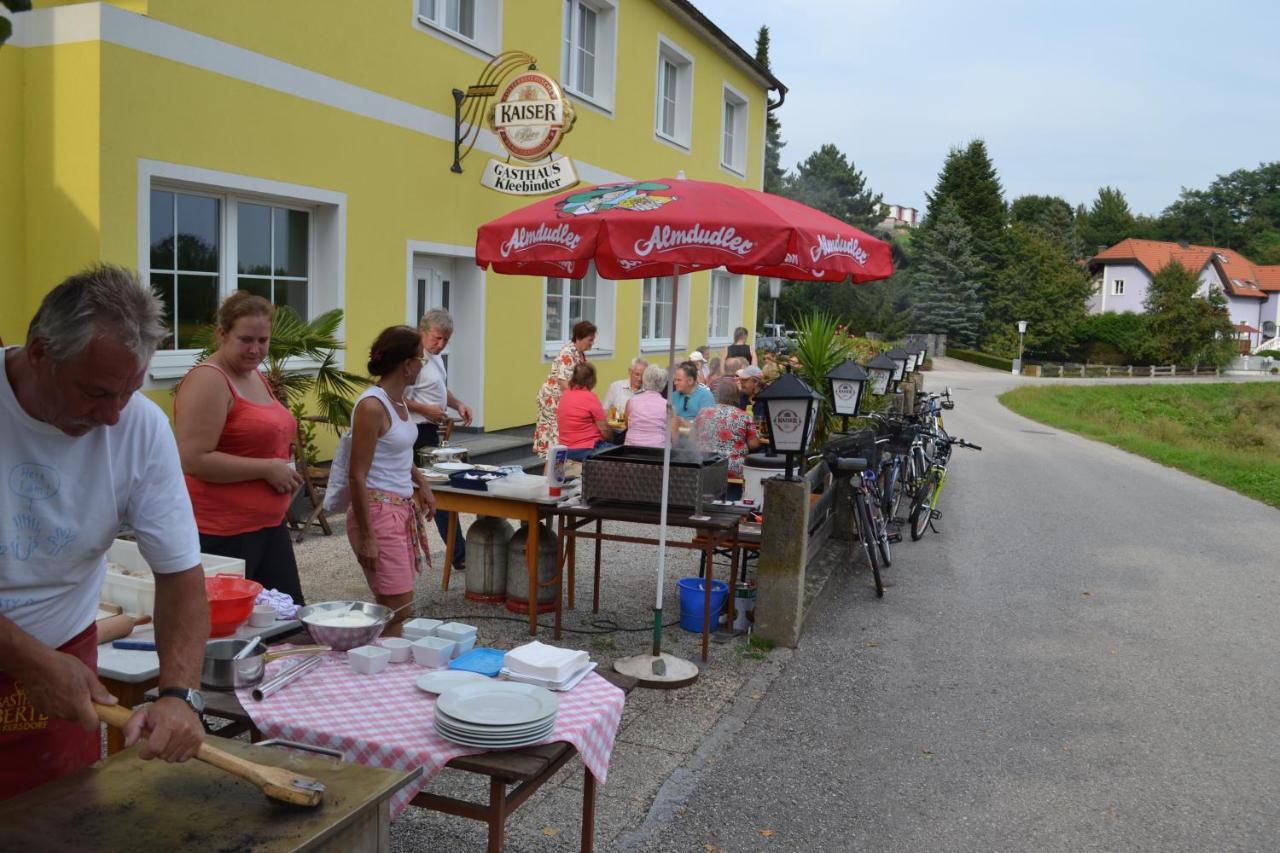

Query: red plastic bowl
<box><xmin>205</xmin><ymin>574</ymin><xmax>264</xmax><ymax>637</ymax></box>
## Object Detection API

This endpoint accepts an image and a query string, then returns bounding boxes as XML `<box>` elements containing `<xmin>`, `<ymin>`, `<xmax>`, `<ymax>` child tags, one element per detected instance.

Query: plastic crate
<box><xmin>101</xmin><ymin>539</ymin><xmax>245</xmax><ymax>617</ymax></box>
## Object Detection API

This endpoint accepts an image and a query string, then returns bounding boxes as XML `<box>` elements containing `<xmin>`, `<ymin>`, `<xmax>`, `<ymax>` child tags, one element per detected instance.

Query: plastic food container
<box><xmin>101</xmin><ymin>539</ymin><xmax>245</xmax><ymax>617</ymax></box>
<box><xmin>452</xmin><ymin>636</ymin><xmax>477</xmax><ymax>659</ymax></box>
<box><xmin>411</xmin><ymin>636</ymin><xmax>455</xmax><ymax>668</ymax></box>
<box><xmin>348</xmin><ymin>644</ymin><xmax>392</xmax><ymax>675</ymax></box>
<box><xmin>436</xmin><ymin>622</ymin><xmax>477</xmax><ymax>643</ymax></box>
<box><xmin>379</xmin><ymin>637</ymin><xmax>413</xmax><ymax>663</ymax></box>
<box><xmin>248</xmin><ymin>604</ymin><xmax>277</xmax><ymax>628</ymax></box>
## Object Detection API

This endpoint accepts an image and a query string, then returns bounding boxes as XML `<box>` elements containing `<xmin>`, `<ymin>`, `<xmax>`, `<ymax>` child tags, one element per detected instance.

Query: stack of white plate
<box><xmin>433</xmin><ymin>681</ymin><xmax>559</xmax><ymax>748</ymax></box>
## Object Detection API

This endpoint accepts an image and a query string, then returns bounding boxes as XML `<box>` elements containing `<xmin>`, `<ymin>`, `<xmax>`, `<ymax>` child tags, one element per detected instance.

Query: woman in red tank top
<box><xmin>174</xmin><ymin>293</ymin><xmax>306</xmax><ymax>604</ymax></box>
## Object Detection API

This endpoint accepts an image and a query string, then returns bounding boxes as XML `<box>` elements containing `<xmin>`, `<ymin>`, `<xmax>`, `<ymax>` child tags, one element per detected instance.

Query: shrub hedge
<box><xmin>947</xmin><ymin>348</ymin><xmax>1013</xmax><ymax>371</ymax></box>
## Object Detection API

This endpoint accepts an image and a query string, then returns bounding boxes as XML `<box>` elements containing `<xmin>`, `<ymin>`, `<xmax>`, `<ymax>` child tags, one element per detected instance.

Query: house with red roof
<box><xmin>1087</xmin><ymin>239</ymin><xmax>1280</xmax><ymax>353</ymax></box>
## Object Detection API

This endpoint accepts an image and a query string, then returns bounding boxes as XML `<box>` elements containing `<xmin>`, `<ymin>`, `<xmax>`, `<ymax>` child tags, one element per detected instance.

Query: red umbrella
<box><xmin>476</xmin><ymin>176</ymin><xmax>893</xmax><ymax>681</ymax></box>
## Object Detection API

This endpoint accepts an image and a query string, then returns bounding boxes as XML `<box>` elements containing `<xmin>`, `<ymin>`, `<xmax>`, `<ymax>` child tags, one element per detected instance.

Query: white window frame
<box><xmin>720</xmin><ymin>84</ymin><xmax>749</xmax><ymax>177</ymax></box>
<box><xmin>706</xmin><ymin>270</ymin><xmax>743</xmax><ymax>347</ymax></box>
<box><xmin>654</xmin><ymin>35</ymin><xmax>694</xmax><ymax>150</ymax></box>
<box><xmin>542</xmin><ymin>265</ymin><xmax>615</xmax><ymax>358</ymax></box>
<box><xmin>414</xmin><ymin>0</ymin><xmax>502</xmax><ymax>58</ymax></box>
<box><xmin>1112</xmin><ymin>279</ymin><xmax>1125</xmax><ymax>296</ymax></box>
<box><xmin>561</xmin><ymin>0</ymin><xmax>618</xmax><ymax>115</ymax></box>
<box><xmin>137</xmin><ymin>160</ymin><xmax>347</xmax><ymax>385</ymax></box>
<box><xmin>639</xmin><ymin>274</ymin><xmax>691</xmax><ymax>352</ymax></box>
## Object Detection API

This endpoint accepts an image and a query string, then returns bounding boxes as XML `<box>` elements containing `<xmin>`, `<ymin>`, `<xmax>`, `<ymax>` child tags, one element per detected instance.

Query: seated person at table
<box><xmin>694</xmin><ymin>379</ymin><xmax>761</xmax><ymax>501</ymax></box>
<box><xmin>735</xmin><ymin>364</ymin><xmax>767</xmax><ymax>421</ymax></box>
<box><xmin>557</xmin><ymin>363</ymin><xmax>613</xmax><ymax>461</ymax></box>
<box><xmin>723</xmin><ymin>356</ymin><xmax>746</xmax><ymax>383</ymax></box>
<box><xmin>624</xmin><ymin>364</ymin><xmax>677</xmax><ymax>448</ymax></box>
<box><xmin>0</xmin><ymin>265</ymin><xmax>208</xmax><ymax>801</ymax></box>
<box><xmin>671</xmin><ymin>362</ymin><xmax>715</xmax><ymax>423</ymax></box>
<box><xmin>602</xmin><ymin>357</ymin><xmax>646</xmax><ymax>419</ymax></box>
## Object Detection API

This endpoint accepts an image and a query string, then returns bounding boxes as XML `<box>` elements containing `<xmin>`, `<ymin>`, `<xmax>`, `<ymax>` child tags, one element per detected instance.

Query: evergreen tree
<box><xmin>1077</xmin><ymin>186</ymin><xmax>1136</xmax><ymax>253</ymax></box>
<box><xmin>1142</xmin><ymin>260</ymin><xmax>1235</xmax><ymax>365</ymax></box>
<box><xmin>984</xmin><ymin>222</ymin><xmax>1093</xmax><ymax>359</ymax></box>
<box><xmin>912</xmin><ymin>201</ymin><xmax>983</xmax><ymax>347</ymax></box>
<box><xmin>1010</xmin><ymin>194</ymin><xmax>1081</xmax><ymax>258</ymax></box>
<box><xmin>754</xmin><ymin>26</ymin><xmax>786</xmax><ymax>196</ymax></box>
<box><xmin>783</xmin><ymin>144</ymin><xmax>883</xmax><ymax>231</ymax></box>
<box><xmin>923</xmin><ymin>140</ymin><xmax>1008</xmax><ymax>275</ymax></box>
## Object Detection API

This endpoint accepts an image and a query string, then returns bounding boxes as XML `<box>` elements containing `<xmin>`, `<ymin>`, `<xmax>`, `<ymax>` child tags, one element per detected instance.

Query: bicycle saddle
<box><xmin>831</xmin><ymin>456</ymin><xmax>869</xmax><ymax>473</ymax></box>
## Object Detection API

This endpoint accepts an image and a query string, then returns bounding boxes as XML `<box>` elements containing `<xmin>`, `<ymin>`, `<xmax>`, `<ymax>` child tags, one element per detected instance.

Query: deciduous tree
<box><xmin>984</xmin><ymin>223</ymin><xmax>1093</xmax><ymax>359</ymax></box>
<box><xmin>1142</xmin><ymin>260</ymin><xmax>1235</xmax><ymax>366</ymax></box>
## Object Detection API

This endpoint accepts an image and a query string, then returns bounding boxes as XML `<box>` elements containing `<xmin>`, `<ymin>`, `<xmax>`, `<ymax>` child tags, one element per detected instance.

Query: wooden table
<box><xmin>431</xmin><ymin>483</ymin><xmax>565</xmax><ymax>637</ymax></box>
<box><xmin>0</xmin><ymin>734</ymin><xmax>420</xmax><ymax>851</ymax></box>
<box><xmin>147</xmin><ymin>671</ymin><xmax>637</xmax><ymax>853</ymax></box>
<box><xmin>554</xmin><ymin>501</ymin><xmax>750</xmax><ymax>662</ymax></box>
<box><xmin>95</xmin><ymin>618</ymin><xmax>301</xmax><ymax>755</ymax></box>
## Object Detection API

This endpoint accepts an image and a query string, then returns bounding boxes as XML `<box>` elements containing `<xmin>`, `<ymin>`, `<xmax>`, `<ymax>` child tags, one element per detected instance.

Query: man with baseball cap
<box><xmin>735</xmin><ymin>365</ymin><xmax>766</xmax><ymax>420</ymax></box>
<box><xmin>687</xmin><ymin>350</ymin><xmax>708</xmax><ymax>381</ymax></box>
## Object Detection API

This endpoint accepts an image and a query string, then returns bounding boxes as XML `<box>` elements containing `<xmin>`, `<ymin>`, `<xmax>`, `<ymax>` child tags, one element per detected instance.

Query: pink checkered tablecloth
<box><xmin>235</xmin><ymin>652</ymin><xmax>626</xmax><ymax>818</ymax></box>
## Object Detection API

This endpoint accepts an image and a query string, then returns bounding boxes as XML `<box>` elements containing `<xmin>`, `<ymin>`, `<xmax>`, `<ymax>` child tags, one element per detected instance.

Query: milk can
<box><xmin>504</xmin><ymin>520</ymin><xmax>559</xmax><ymax>614</ymax></box>
<box><xmin>464</xmin><ymin>516</ymin><xmax>513</xmax><ymax>604</ymax></box>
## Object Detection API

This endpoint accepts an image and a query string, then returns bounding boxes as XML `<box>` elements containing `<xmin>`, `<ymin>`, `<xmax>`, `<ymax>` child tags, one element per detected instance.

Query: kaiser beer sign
<box><xmin>483</xmin><ymin>71</ymin><xmax>578</xmax><ymax>195</ymax></box>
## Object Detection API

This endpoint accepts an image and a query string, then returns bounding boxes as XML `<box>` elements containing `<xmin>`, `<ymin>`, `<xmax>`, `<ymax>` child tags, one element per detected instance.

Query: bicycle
<box><xmin>908</xmin><ymin>431</ymin><xmax>982</xmax><ymax>541</ymax></box>
<box><xmin>822</xmin><ymin>439</ymin><xmax>893</xmax><ymax>597</ymax></box>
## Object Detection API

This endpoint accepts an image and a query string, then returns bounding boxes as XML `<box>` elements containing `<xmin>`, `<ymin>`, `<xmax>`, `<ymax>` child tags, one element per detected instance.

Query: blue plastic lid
<box><xmin>448</xmin><ymin>647</ymin><xmax>505</xmax><ymax>677</ymax></box>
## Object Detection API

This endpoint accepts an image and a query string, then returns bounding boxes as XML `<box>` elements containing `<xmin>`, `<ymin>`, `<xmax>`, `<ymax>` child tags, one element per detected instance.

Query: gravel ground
<box><xmin>291</xmin><ymin>504</ymin><xmax>802</xmax><ymax>851</ymax></box>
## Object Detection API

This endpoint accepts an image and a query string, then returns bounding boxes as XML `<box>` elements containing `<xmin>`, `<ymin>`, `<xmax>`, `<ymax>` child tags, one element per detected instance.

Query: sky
<box><xmin>693</xmin><ymin>0</ymin><xmax>1280</xmax><ymax>217</ymax></box>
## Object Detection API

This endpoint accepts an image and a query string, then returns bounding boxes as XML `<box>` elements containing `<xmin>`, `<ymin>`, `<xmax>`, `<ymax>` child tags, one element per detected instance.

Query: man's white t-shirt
<box><xmin>405</xmin><ymin>352</ymin><xmax>448</xmax><ymax>426</ymax></box>
<box><xmin>0</xmin><ymin>348</ymin><xmax>202</xmax><ymax>649</ymax></box>
<box><xmin>603</xmin><ymin>379</ymin><xmax>638</xmax><ymax>415</ymax></box>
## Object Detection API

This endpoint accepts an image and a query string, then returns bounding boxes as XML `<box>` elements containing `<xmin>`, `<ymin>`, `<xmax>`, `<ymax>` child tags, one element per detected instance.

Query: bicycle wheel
<box><xmin>883</xmin><ymin>458</ymin><xmax>905</xmax><ymax>521</ymax></box>
<box><xmin>870</xmin><ymin>496</ymin><xmax>892</xmax><ymax>568</ymax></box>
<box><xmin>909</xmin><ymin>472</ymin><xmax>939</xmax><ymax>541</ymax></box>
<box><xmin>852</xmin><ymin>490</ymin><xmax>884</xmax><ymax>597</ymax></box>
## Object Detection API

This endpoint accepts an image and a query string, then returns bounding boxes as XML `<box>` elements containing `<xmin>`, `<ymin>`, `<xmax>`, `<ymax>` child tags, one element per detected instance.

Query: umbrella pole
<box><xmin>616</xmin><ymin>267</ymin><xmax>698</xmax><ymax>689</ymax></box>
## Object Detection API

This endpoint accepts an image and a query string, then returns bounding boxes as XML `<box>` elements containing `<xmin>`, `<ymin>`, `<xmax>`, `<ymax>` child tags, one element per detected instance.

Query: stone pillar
<box><xmin>755</xmin><ymin>476</ymin><xmax>810</xmax><ymax>649</ymax></box>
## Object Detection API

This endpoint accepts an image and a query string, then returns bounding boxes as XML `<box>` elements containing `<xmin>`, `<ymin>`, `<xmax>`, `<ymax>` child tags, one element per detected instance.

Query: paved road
<box><xmin>624</xmin><ymin>359</ymin><xmax>1280</xmax><ymax>852</ymax></box>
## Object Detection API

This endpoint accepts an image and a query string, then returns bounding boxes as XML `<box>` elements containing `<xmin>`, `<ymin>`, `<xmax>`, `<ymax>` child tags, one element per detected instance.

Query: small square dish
<box><xmin>348</xmin><ymin>644</ymin><xmax>391</xmax><ymax>675</ymax></box>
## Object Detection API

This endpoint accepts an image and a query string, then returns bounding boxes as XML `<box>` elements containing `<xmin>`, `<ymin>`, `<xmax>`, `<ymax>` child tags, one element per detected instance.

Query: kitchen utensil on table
<box><xmin>205</xmin><ymin>574</ymin><xmax>264</xmax><ymax>636</ymax></box>
<box><xmin>201</xmin><ymin>638</ymin><xmax>330</xmax><ymax>690</ymax></box>
<box><xmin>433</xmin><ymin>461</ymin><xmax>475</xmax><ymax>473</ymax></box>
<box><xmin>347</xmin><ymin>645</ymin><xmax>392</xmax><ymax>675</ymax></box>
<box><xmin>93</xmin><ymin>702</ymin><xmax>326</xmax><ymax>807</ymax></box>
<box><xmin>297</xmin><ymin>600</ymin><xmax>394</xmax><ymax>651</ymax></box>
<box><xmin>252</xmin><ymin>653</ymin><xmax>326</xmax><ymax>702</ymax></box>
<box><xmin>232</xmin><ymin>636</ymin><xmax>262</xmax><ymax>661</ymax></box>
<box><xmin>95</xmin><ymin>613</ymin><xmax>152</xmax><ymax>645</ymax></box>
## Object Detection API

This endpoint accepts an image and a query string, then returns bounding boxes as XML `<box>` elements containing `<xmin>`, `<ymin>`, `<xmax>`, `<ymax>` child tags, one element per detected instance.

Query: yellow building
<box><xmin>1</xmin><ymin>0</ymin><xmax>783</xmax><ymax>430</ymax></box>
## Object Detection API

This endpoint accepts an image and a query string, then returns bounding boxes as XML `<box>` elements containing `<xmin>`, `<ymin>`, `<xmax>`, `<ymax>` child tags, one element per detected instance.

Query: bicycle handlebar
<box><xmin>949</xmin><ymin>438</ymin><xmax>982</xmax><ymax>451</ymax></box>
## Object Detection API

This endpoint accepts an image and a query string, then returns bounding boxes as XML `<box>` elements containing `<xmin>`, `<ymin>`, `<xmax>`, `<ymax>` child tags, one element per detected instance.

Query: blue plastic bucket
<box><xmin>678</xmin><ymin>577</ymin><xmax>729</xmax><ymax>633</ymax></box>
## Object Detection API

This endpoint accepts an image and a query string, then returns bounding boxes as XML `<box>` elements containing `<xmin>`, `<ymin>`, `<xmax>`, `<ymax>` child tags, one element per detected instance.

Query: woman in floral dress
<box><xmin>533</xmin><ymin>320</ymin><xmax>596</xmax><ymax>457</ymax></box>
<box><xmin>693</xmin><ymin>378</ymin><xmax>761</xmax><ymax>501</ymax></box>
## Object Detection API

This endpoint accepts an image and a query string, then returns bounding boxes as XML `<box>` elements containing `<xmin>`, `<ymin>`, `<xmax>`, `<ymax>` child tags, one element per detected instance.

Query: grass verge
<box><xmin>999</xmin><ymin>382</ymin><xmax>1280</xmax><ymax>508</ymax></box>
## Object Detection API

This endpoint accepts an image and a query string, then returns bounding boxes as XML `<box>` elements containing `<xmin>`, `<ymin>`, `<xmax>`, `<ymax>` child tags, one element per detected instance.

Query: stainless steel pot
<box><xmin>201</xmin><ymin>639</ymin><xmax>330</xmax><ymax>690</ymax></box>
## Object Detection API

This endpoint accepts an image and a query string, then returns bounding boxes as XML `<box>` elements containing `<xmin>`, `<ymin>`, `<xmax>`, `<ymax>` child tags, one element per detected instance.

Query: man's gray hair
<box><xmin>27</xmin><ymin>264</ymin><xmax>168</xmax><ymax>364</ymax></box>
<box><xmin>641</xmin><ymin>363</ymin><xmax>668</xmax><ymax>392</ymax></box>
<box><xmin>630</xmin><ymin>357</ymin><xmax>649</xmax><ymax>370</ymax></box>
<box><xmin>714</xmin><ymin>377</ymin><xmax>739</xmax><ymax>405</ymax></box>
<box><xmin>419</xmin><ymin>308</ymin><xmax>454</xmax><ymax>334</ymax></box>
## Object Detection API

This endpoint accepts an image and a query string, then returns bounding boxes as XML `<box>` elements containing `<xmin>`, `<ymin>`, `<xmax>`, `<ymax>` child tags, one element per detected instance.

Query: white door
<box><xmin>409</xmin><ymin>253</ymin><xmax>484</xmax><ymax>427</ymax></box>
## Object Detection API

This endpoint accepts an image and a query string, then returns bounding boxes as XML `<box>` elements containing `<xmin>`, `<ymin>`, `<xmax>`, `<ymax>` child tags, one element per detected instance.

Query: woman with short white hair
<box><xmin>624</xmin><ymin>364</ymin><xmax>676</xmax><ymax>448</ymax></box>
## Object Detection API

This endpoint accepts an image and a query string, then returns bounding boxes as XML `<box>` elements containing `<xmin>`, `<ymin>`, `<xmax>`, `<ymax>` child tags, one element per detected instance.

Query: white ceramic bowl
<box><xmin>248</xmin><ymin>605</ymin><xmax>277</xmax><ymax>628</ymax></box>
<box><xmin>402</xmin><ymin>618</ymin><xmax>443</xmax><ymax>640</ymax></box>
<box><xmin>451</xmin><ymin>636</ymin><xmax>477</xmax><ymax>659</ymax></box>
<box><xmin>348</xmin><ymin>644</ymin><xmax>392</xmax><ymax>675</ymax></box>
<box><xmin>411</xmin><ymin>636</ymin><xmax>455</xmax><ymax>668</ymax></box>
<box><xmin>436</xmin><ymin>622</ymin><xmax>477</xmax><ymax>642</ymax></box>
<box><xmin>379</xmin><ymin>637</ymin><xmax>413</xmax><ymax>663</ymax></box>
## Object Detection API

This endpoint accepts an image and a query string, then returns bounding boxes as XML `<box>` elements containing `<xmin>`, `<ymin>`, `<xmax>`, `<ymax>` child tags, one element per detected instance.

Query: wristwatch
<box><xmin>157</xmin><ymin>687</ymin><xmax>205</xmax><ymax>714</ymax></box>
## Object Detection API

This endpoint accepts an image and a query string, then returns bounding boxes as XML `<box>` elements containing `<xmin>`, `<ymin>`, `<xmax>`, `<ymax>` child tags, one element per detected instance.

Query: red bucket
<box><xmin>205</xmin><ymin>574</ymin><xmax>263</xmax><ymax>637</ymax></box>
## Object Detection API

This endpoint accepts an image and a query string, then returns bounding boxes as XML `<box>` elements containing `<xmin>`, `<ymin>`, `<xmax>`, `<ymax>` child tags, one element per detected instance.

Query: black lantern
<box><xmin>865</xmin><ymin>353</ymin><xmax>898</xmax><ymax>396</ymax></box>
<box><xmin>756</xmin><ymin>373</ymin><xmax>823</xmax><ymax>480</ymax></box>
<box><xmin>906</xmin><ymin>342</ymin><xmax>927</xmax><ymax>372</ymax></box>
<box><xmin>885</xmin><ymin>347</ymin><xmax>911</xmax><ymax>384</ymax></box>
<box><xmin>825</xmin><ymin>359</ymin><xmax>869</xmax><ymax>434</ymax></box>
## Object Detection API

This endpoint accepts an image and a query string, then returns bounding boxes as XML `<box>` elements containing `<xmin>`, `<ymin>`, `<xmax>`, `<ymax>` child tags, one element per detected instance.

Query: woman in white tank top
<box><xmin>347</xmin><ymin>325</ymin><xmax>435</xmax><ymax>636</ymax></box>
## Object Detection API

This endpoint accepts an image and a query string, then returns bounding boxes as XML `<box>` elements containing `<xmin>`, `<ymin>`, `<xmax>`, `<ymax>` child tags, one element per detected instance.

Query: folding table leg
<box><xmin>591</xmin><ymin>519</ymin><xmax>601</xmax><ymax>614</ymax></box>
<box><xmin>701</xmin><ymin>537</ymin><xmax>714</xmax><ymax>661</ymax></box>
<box><xmin>581</xmin><ymin>768</ymin><xmax>596</xmax><ymax>853</ymax></box>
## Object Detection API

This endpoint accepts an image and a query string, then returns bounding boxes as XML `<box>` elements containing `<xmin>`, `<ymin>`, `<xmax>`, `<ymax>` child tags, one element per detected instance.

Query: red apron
<box><xmin>0</xmin><ymin>623</ymin><xmax>101</xmax><ymax>801</ymax></box>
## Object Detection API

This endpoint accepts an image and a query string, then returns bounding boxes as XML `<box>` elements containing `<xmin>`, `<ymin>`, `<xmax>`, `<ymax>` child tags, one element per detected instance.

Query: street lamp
<box><xmin>885</xmin><ymin>347</ymin><xmax>911</xmax><ymax>386</ymax></box>
<box><xmin>1014</xmin><ymin>320</ymin><xmax>1028</xmax><ymax>375</ymax></box>
<box><xmin>826</xmin><ymin>359</ymin><xmax>869</xmax><ymax>434</ymax></box>
<box><xmin>906</xmin><ymin>342</ymin><xmax>927</xmax><ymax>373</ymax></box>
<box><xmin>756</xmin><ymin>373</ymin><xmax>823</xmax><ymax>481</ymax></box>
<box><xmin>765</xmin><ymin>277</ymin><xmax>782</xmax><ymax>332</ymax></box>
<box><xmin>865</xmin><ymin>353</ymin><xmax>898</xmax><ymax>396</ymax></box>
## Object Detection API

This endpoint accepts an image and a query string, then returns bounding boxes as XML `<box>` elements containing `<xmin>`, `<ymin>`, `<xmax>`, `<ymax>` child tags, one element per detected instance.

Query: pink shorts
<box><xmin>347</xmin><ymin>501</ymin><xmax>419</xmax><ymax>596</ymax></box>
